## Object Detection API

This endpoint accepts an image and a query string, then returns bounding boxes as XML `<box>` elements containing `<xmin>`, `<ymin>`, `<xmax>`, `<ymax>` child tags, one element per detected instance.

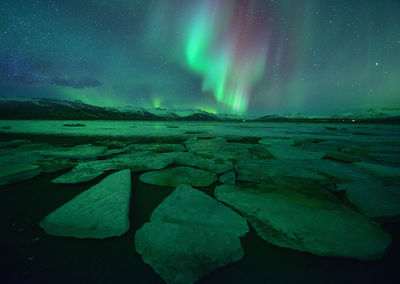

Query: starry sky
<box><xmin>1</xmin><ymin>0</ymin><xmax>399</xmax><ymax>115</ymax></box>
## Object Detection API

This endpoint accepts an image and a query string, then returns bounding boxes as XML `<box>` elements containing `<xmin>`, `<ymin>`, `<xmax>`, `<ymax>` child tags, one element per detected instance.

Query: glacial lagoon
<box><xmin>0</xmin><ymin>120</ymin><xmax>399</xmax><ymax>283</ymax></box>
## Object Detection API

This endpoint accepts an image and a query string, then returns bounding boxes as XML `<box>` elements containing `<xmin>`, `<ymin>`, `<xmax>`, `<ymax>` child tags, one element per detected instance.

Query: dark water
<box><xmin>0</xmin><ymin>169</ymin><xmax>399</xmax><ymax>284</ymax></box>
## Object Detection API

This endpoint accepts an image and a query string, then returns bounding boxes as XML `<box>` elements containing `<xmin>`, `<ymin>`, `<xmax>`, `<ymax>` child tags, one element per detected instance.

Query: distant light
<box><xmin>375</xmin><ymin>62</ymin><xmax>379</xmax><ymax>66</ymax></box>
<box><xmin>352</xmin><ymin>119</ymin><xmax>355</xmax><ymax>122</ymax></box>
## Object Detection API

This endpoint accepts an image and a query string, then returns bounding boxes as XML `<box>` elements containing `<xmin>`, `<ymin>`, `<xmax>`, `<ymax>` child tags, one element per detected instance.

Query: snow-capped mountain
<box><xmin>0</xmin><ymin>98</ymin><xmax>221</xmax><ymax>121</ymax></box>
<box><xmin>256</xmin><ymin>114</ymin><xmax>284</xmax><ymax>121</ymax></box>
<box><xmin>338</xmin><ymin>108</ymin><xmax>400</xmax><ymax>120</ymax></box>
<box><xmin>283</xmin><ymin>112</ymin><xmax>305</xmax><ymax>119</ymax></box>
<box><xmin>1</xmin><ymin>97</ymin><xmax>399</xmax><ymax>122</ymax></box>
<box><xmin>0</xmin><ymin>98</ymin><xmax>160</xmax><ymax>120</ymax></box>
<box><xmin>115</xmin><ymin>106</ymin><xmax>240</xmax><ymax>121</ymax></box>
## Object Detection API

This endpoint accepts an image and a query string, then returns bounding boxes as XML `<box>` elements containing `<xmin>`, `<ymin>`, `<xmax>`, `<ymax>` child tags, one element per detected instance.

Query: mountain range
<box><xmin>0</xmin><ymin>98</ymin><xmax>399</xmax><ymax>122</ymax></box>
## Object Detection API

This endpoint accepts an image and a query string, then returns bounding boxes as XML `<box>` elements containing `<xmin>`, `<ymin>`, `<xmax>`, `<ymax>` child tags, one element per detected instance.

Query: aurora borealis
<box><xmin>0</xmin><ymin>0</ymin><xmax>399</xmax><ymax>115</ymax></box>
<box><xmin>183</xmin><ymin>0</ymin><xmax>269</xmax><ymax>113</ymax></box>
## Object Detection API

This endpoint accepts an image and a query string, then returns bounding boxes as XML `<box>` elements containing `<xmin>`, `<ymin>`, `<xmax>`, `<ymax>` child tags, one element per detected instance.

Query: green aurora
<box><xmin>0</xmin><ymin>0</ymin><xmax>399</xmax><ymax>115</ymax></box>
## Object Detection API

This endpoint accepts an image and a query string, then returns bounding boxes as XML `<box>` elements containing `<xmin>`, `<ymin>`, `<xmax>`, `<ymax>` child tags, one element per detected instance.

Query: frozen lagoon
<box><xmin>0</xmin><ymin>120</ymin><xmax>399</xmax><ymax>283</ymax></box>
<box><xmin>1</xmin><ymin>120</ymin><xmax>400</xmax><ymax>142</ymax></box>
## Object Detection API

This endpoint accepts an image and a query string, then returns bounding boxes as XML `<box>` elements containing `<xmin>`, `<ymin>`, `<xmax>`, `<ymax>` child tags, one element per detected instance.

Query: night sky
<box><xmin>1</xmin><ymin>0</ymin><xmax>399</xmax><ymax>115</ymax></box>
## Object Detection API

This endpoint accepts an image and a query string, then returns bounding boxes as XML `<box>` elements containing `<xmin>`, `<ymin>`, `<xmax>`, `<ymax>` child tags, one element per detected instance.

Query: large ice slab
<box><xmin>52</xmin><ymin>160</ymin><xmax>109</xmax><ymax>183</ymax></box>
<box><xmin>40</xmin><ymin>169</ymin><xmax>131</xmax><ymax>239</ymax></box>
<box><xmin>0</xmin><ymin>148</ymin><xmax>41</xmax><ymax>166</ymax></box>
<box><xmin>135</xmin><ymin>185</ymin><xmax>248</xmax><ymax>284</ymax></box>
<box><xmin>139</xmin><ymin>166</ymin><xmax>217</xmax><ymax>187</ymax></box>
<box><xmin>0</xmin><ymin>164</ymin><xmax>42</xmax><ymax>186</ymax></box>
<box><xmin>173</xmin><ymin>152</ymin><xmax>233</xmax><ymax>174</ymax></box>
<box><xmin>185</xmin><ymin>137</ymin><xmax>251</xmax><ymax>162</ymax></box>
<box><xmin>52</xmin><ymin>152</ymin><xmax>176</xmax><ymax>184</ymax></box>
<box><xmin>40</xmin><ymin>144</ymin><xmax>107</xmax><ymax>159</ymax></box>
<box><xmin>34</xmin><ymin>158</ymin><xmax>76</xmax><ymax>173</ymax></box>
<box><xmin>128</xmin><ymin>143</ymin><xmax>186</xmax><ymax>153</ymax></box>
<box><xmin>267</xmin><ymin>144</ymin><xmax>325</xmax><ymax>160</ymax></box>
<box><xmin>272</xmin><ymin>159</ymin><xmax>372</xmax><ymax>183</ymax></box>
<box><xmin>355</xmin><ymin>162</ymin><xmax>400</xmax><ymax>178</ymax></box>
<box><xmin>215</xmin><ymin>183</ymin><xmax>391</xmax><ymax>261</ymax></box>
<box><xmin>219</xmin><ymin>171</ymin><xmax>236</xmax><ymax>184</ymax></box>
<box><xmin>236</xmin><ymin>159</ymin><xmax>323</xmax><ymax>183</ymax></box>
<box><xmin>338</xmin><ymin>180</ymin><xmax>400</xmax><ymax>217</ymax></box>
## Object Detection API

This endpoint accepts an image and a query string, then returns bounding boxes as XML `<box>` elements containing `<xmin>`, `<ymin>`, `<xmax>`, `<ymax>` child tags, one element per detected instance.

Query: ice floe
<box><xmin>139</xmin><ymin>166</ymin><xmax>217</xmax><ymax>187</ymax></box>
<box><xmin>135</xmin><ymin>185</ymin><xmax>248</xmax><ymax>283</ymax></box>
<box><xmin>215</xmin><ymin>183</ymin><xmax>391</xmax><ymax>260</ymax></box>
<box><xmin>40</xmin><ymin>169</ymin><xmax>131</xmax><ymax>239</ymax></box>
